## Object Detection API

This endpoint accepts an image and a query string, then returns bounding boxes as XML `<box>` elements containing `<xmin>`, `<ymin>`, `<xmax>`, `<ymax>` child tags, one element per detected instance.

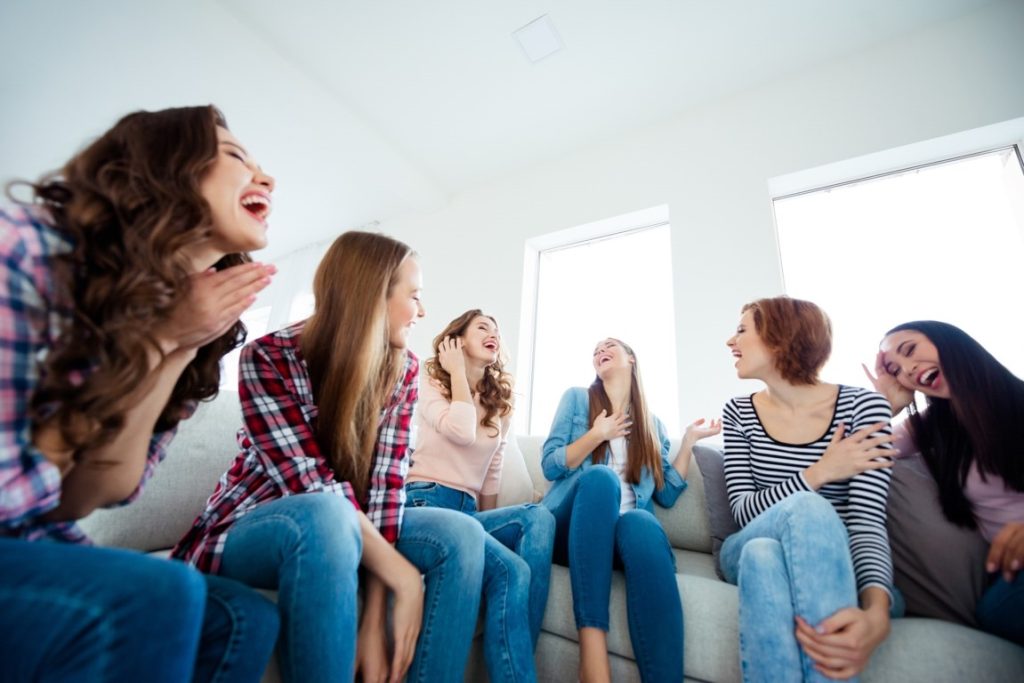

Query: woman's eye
<box><xmin>228</xmin><ymin>152</ymin><xmax>246</xmax><ymax>162</ymax></box>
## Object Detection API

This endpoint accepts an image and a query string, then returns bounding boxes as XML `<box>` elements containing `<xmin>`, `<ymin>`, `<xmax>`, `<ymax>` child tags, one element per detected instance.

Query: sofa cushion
<box><xmin>79</xmin><ymin>393</ymin><xmax>244</xmax><ymax>551</ymax></box>
<box><xmin>692</xmin><ymin>445</ymin><xmax>740</xmax><ymax>579</ymax></box>
<box><xmin>496</xmin><ymin>430</ymin><xmax>536</xmax><ymax>507</ymax></box>
<box><xmin>886</xmin><ymin>454</ymin><xmax>988</xmax><ymax>626</ymax></box>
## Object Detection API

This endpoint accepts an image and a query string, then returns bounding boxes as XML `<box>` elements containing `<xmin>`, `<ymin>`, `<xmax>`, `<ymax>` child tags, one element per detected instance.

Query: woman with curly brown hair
<box><xmin>1</xmin><ymin>105</ymin><xmax>279</xmax><ymax>682</ymax></box>
<box><xmin>405</xmin><ymin>309</ymin><xmax>554</xmax><ymax>682</ymax></box>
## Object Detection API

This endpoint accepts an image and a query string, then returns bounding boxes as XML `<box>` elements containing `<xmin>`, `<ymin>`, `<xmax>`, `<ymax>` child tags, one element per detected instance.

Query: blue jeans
<box><xmin>0</xmin><ymin>537</ymin><xmax>278</xmax><ymax>683</ymax></box>
<box><xmin>547</xmin><ymin>465</ymin><xmax>683</xmax><ymax>683</ymax></box>
<box><xmin>405</xmin><ymin>481</ymin><xmax>555</xmax><ymax>683</ymax></box>
<box><xmin>976</xmin><ymin>572</ymin><xmax>1024</xmax><ymax>646</ymax></box>
<box><xmin>721</xmin><ymin>492</ymin><xmax>868</xmax><ymax>683</ymax></box>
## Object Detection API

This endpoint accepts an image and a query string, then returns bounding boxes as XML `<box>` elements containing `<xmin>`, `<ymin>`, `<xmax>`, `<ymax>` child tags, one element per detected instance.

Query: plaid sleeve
<box><xmin>0</xmin><ymin>215</ymin><xmax>63</xmax><ymax>529</ymax></box>
<box><xmin>365</xmin><ymin>353</ymin><xmax>418</xmax><ymax>542</ymax></box>
<box><xmin>238</xmin><ymin>339</ymin><xmax>357</xmax><ymax>507</ymax></box>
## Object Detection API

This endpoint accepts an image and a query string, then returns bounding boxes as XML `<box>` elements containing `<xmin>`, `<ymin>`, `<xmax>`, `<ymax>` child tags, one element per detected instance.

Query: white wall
<box><xmin>378</xmin><ymin>0</ymin><xmax>1024</xmax><ymax>432</ymax></box>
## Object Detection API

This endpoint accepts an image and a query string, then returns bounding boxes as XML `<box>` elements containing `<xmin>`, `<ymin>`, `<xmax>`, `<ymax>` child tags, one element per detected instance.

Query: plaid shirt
<box><xmin>0</xmin><ymin>204</ymin><xmax>185</xmax><ymax>543</ymax></box>
<box><xmin>172</xmin><ymin>322</ymin><xmax>418</xmax><ymax>573</ymax></box>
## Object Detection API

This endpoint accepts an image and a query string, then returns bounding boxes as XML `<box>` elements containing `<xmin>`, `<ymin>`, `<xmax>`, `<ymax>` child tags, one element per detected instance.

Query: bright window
<box><xmin>774</xmin><ymin>146</ymin><xmax>1024</xmax><ymax>387</ymax></box>
<box><xmin>526</xmin><ymin>222</ymin><xmax>679</xmax><ymax>435</ymax></box>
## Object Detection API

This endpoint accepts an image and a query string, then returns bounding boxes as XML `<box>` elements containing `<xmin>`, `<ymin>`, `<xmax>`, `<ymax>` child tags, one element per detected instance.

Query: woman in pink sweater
<box><xmin>406</xmin><ymin>309</ymin><xmax>554</xmax><ymax>683</ymax></box>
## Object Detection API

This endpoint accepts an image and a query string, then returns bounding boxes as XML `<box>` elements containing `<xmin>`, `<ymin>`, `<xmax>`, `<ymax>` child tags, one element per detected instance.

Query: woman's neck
<box><xmin>464</xmin><ymin>359</ymin><xmax>486</xmax><ymax>395</ymax></box>
<box><xmin>603</xmin><ymin>372</ymin><xmax>632</xmax><ymax>413</ymax></box>
<box><xmin>761</xmin><ymin>377</ymin><xmax>834</xmax><ymax>412</ymax></box>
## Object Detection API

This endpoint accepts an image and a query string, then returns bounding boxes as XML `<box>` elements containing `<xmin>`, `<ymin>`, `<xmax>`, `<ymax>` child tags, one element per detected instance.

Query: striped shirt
<box><xmin>1</xmin><ymin>204</ymin><xmax>186</xmax><ymax>543</ymax></box>
<box><xmin>172</xmin><ymin>322</ymin><xmax>418</xmax><ymax>573</ymax></box>
<box><xmin>722</xmin><ymin>385</ymin><xmax>894</xmax><ymax>595</ymax></box>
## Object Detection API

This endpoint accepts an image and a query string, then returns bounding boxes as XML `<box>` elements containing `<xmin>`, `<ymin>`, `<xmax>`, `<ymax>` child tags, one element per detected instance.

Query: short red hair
<box><xmin>743</xmin><ymin>296</ymin><xmax>832</xmax><ymax>385</ymax></box>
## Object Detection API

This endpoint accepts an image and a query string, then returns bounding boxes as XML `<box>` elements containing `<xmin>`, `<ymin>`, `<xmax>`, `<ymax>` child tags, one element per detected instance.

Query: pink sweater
<box><xmin>894</xmin><ymin>421</ymin><xmax>1023</xmax><ymax>542</ymax></box>
<box><xmin>407</xmin><ymin>377</ymin><xmax>510</xmax><ymax>500</ymax></box>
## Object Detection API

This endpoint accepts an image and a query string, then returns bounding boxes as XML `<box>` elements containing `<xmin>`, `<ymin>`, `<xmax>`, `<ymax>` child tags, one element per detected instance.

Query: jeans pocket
<box><xmin>405</xmin><ymin>482</ymin><xmax>438</xmax><ymax>493</ymax></box>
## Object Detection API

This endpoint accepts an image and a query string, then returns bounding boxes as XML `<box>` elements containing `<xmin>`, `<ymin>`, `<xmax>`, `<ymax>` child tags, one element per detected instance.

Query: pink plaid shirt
<box><xmin>173</xmin><ymin>322</ymin><xmax>418</xmax><ymax>573</ymax></box>
<box><xmin>1</xmin><ymin>204</ymin><xmax>187</xmax><ymax>543</ymax></box>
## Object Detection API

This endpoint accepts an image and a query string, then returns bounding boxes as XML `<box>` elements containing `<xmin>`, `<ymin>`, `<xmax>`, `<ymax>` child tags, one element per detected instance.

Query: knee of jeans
<box><xmin>739</xmin><ymin>537</ymin><xmax>783</xmax><ymax>573</ymax></box>
<box><xmin>524</xmin><ymin>505</ymin><xmax>556</xmax><ymax>539</ymax></box>
<box><xmin>617</xmin><ymin>510</ymin><xmax>671</xmax><ymax>559</ymax></box>
<box><xmin>779</xmin><ymin>491</ymin><xmax>843</xmax><ymax>533</ymax></box>
<box><xmin>158</xmin><ymin>562</ymin><xmax>208</xmax><ymax>622</ymax></box>
<box><xmin>287</xmin><ymin>494</ymin><xmax>362</xmax><ymax>567</ymax></box>
<box><xmin>437</xmin><ymin>511</ymin><xmax>487</xmax><ymax>573</ymax></box>
<box><xmin>578</xmin><ymin>465</ymin><xmax>620</xmax><ymax>497</ymax></box>
<box><xmin>496</xmin><ymin>550</ymin><xmax>532</xmax><ymax>598</ymax></box>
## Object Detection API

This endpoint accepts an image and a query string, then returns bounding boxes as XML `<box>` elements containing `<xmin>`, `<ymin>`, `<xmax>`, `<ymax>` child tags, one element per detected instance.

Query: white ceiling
<box><xmin>0</xmin><ymin>0</ymin><xmax>1000</xmax><ymax>258</ymax></box>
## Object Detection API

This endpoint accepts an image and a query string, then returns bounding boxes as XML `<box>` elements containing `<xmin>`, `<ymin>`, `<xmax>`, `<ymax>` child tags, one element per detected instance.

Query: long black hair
<box><xmin>887</xmin><ymin>321</ymin><xmax>1024</xmax><ymax>528</ymax></box>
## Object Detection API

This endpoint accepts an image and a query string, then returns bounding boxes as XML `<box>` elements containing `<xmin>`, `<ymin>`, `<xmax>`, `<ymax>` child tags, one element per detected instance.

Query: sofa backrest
<box><xmin>80</xmin><ymin>394</ymin><xmax>714</xmax><ymax>556</ymax></box>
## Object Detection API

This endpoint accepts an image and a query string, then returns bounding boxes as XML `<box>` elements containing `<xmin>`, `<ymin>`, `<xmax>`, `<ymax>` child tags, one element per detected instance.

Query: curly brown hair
<box><xmin>743</xmin><ymin>296</ymin><xmax>831</xmax><ymax>385</ymax></box>
<box><xmin>23</xmin><ymin>105</ymin><xmax>249</xmax><ymax>451</ymax></box>
<box><xmin>425</xmin><ymin>309</ymin><xmax>514</xmax><ymax>437</ymax></box>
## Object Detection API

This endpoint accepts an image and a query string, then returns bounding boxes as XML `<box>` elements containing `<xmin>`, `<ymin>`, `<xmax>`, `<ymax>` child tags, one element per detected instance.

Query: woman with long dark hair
<box><xmin>866</xmin><ymin>320</ymin><xmax>1023</xmax><ymax>645</ymax></box>
<box><xmin>174</xmin><ymin>231</ymin><xmax>488</xmax><ymax>683</ymax></box>
<box><xmin>1</xmin><ymin>105</ymin><xmax>279</xmax><ymax>681</ymax></box>
<box><xmin>405</xmin><ymin>309</ymin><xmax>554</xmax><ymax>682</ymax></box>
<box><xmin>542</xmin><ymin>337</ymin><xmax>718</xmax><ymax>683</ymax></box>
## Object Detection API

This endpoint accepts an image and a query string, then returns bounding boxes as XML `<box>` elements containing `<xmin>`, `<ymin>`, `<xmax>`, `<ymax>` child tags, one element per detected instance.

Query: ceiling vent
<box><xmin>513</xmin><ymin>15</ymin><xmax>563</xmax><ymax>63</ymax></box>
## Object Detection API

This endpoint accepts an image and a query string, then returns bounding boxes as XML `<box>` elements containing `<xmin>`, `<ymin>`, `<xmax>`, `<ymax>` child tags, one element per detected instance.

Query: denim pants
<box><xmin>405</xmin><ymin>481</ymin><xmax>555</xmax><ymax>683</ymax></box>
<box><xmin>219</xmin><ymin>492</ymin><xmax>487</xmax><ymax>683</ymax></box>
<box><xmin>547</xmin><ymin>465</ymin><xmax>683</xmax><ymax>683</ymax></box>
<box><xmin>720</xmin><ymin>491</ymin><xmax>866</xmax><ymax>683</ymax></box>
<box><xmin>976</xmin><ymin>571</ymin><xmax>1024</xmax><ymax>646</ymax></box>
<box><xmin>0</xmin><ymin>536</ymin><xmax>278</xmax><ymax>683</ymax></box>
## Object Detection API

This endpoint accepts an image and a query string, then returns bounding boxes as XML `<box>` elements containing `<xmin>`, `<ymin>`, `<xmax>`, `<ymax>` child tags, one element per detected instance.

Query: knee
<box><xmin>779</xmin><ymin>492</ymin><xmax>843</xmax><ymax>533</ymax></box>
<box><xmin>578</xmin><ymin>465</ymin><xmax>621</xmax><ymax>499</ymax></box>
<box><xmin>436</xmin><ymin>510</ymin><xmax>487</xmax><ymax>572</ymax></box>
<box><xmin>739</xmin><ymin>537</ymin><xmax>783</xmax><ymax>572</ymax></box>
<box><xmin>493</xmin><ymin>549</ymin><xmax>532</xmax><ymax>597</ymax></box>
<box><xmin>523</xmin><ymin>505</ymin><xmax>556</xmax><ymax>540</ymax></box>
<box><xmin>617</xmin><ymin>511</ymin><xmax>671</xmax><ymax>560</ymax></box>
<box><xmin>284</xmin><ymin>494</ymin><xmax>362</xmax><ymax>569</ymax></box>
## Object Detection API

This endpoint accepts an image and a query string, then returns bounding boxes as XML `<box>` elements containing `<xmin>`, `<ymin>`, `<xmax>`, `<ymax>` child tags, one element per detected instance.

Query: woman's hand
<box><xmin>355</xmin><ymin>620</ymin><xmax>390</xmax><ymax>683</ymax></box>
<box><xmin>805</xmin><ymin>422</ymin><xmax>895</xmax><ymax>489</ymax></box>
<box><xmin>795</xmin><ymin>605</ymin><xmax>890</xmax><ymax>680</ymax></box>
<box><xmin>387</xmin><ymin>560</ymin><xmax>424</xmax><ymax>683</ymax></box>
<box><xmin>437</xmin><ymin>336</ymin><xmax>467</xmax><ymax>378</ymax></box>
<box><xmin>987</xmin><ymin>521</ymin><xmax>1024</xmax><ymax>583</ymax></box>
<box><xmin>155</xmin><ymin>262</ymin><xmax>275</xmax><ymax>354</ymax></box>
<box><xmin>862</xmin><ymin>351</ymin><xmax>914</xmax><ymax>415</ymax></box>
<box><xmin>683</xmin><ymin>417</ymin><xmax>722</xmax><ymax>446</ymax></box>
<box><xmin>591</xmin><ymin>409</ymin><xmax>631</xmax><ymax>441</ymax></box>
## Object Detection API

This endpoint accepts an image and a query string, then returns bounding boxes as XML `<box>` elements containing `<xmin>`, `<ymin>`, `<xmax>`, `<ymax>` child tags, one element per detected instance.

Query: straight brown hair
<box><xmin>300</xmin><ymin>231</ymin><xmax>412</xmax><ymax>501</ymax></box>
<box><xmin>587</xmin><ymin>339</ymin><xmax>664</xmax><ymax>489</ymax></box>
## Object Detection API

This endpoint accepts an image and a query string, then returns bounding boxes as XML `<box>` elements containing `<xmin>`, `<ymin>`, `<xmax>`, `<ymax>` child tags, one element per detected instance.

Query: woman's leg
<box><xmin>719</xmin><ymin>492</ymin><xmax>858</xmax><ymax>683</ymax></box>
<box><xmin>976</xmin><ymin>572</ymin><xmax>1024</xmax><ymax>645</ymax></box>
<box><xmin>219</xmin><ymin>493</ymin><xmax>362</xmax><ymax>683</ymax></box>
<box><xmin>550</xmin><ymin>465</ymin><xmax>621</xmax><ymax>683</ymax></box>
<box><xmin>473</xmin><ymin>504</ymin><xmax>555</xmax><ymax>682</ymax></box>
<box><xmin>193</xmin><ymin>573</ymin><xmax>280</xmax><ymax>683</ymax></box>
<box><xmin>0</xmin><ymin>537</ymin><xmax>206</xmax><ymax>682</ymax></box>
<box><xmin>615</xmin><ymin>509</ymin><xmax>683</xmax><ymax>683</ymax></box>
<box><xmin>397</xmin><ymin>505</ymin><xmax>486</xmax><ymax>683</ymax></box>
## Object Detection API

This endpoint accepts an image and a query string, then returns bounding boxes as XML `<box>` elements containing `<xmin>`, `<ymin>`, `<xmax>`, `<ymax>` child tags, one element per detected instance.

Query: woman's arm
<box><xmin>795</xmin><ymin>586</ymin><xmax>891</xmax><ymax>680</ymax></box>
<box><xmin>418</xmin><ymin>376</ymin><xmax>477</xmax><ymax>446</ymax></box>
<box><xmin>671</xmin><ymin>417</ymin><xmax>723</xmax><ymax>479</ymax></box>
<box><xmin>652</xmin><ymin>416</ymin><xmax>688</xmax><ymax>507</ymax></box>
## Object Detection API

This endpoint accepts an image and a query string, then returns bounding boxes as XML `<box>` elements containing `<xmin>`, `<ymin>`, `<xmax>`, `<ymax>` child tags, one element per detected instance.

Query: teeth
<box><xmin>921</xmin><ymin>369</ymin><xmax>939</xmax><ymax>386</ymax></box>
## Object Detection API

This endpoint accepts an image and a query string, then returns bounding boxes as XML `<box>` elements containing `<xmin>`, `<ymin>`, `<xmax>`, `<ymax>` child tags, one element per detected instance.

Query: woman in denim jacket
<box><xmin>541</xmin><ymin>337</ymin><xmax>720</xmax><ymax>683</ymax></box>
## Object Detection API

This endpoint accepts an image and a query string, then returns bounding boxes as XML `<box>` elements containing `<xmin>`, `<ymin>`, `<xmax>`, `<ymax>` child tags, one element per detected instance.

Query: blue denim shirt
<box><xmin>541</xmin><ymin>387</ymin><xmax>687</xmax><ymax>513</ymax></box>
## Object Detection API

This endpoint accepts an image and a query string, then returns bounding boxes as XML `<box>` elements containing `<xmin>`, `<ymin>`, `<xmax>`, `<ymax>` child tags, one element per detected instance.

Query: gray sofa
<box><xmin>81</xmin><ymin>394</ymin><xmax>1024</xmax><ymax>682</ymax></box>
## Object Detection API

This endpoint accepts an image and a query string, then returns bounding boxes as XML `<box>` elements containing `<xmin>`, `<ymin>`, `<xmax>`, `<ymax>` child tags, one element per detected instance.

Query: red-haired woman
<box><xmin>405</xmin><ymin>309</ymin><xmax>554</xmax><ymax>682</ymax></box>
<box><xmin>174</xmin><ymin>232</ymin><xmax>488</xmax><ymax>683</ymax></box>
<box><xmin>722</xmin><ymin>296</ymin><xmax>897</xmax><ymax>682</ymax></box>
<box><xmin>1</xmin><ymin>106</ymin><xmax>279</xmax><ymax>681</ymax></box>
<box><xmin>542</xmin><ymin>338</ymin><xmax>719</xmax><ymax>683</ymax></box>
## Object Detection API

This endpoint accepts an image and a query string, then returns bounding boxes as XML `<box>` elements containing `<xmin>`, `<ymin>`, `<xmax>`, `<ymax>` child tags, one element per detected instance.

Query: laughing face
<box><xmin>461</xmin><ymin>315</ymin><xmax>501</xmax><ymax>365</ymax></box>
<box><xmin>726</xmin><ymin>309</ymin><xmax>772</xmax><ymax>380</ymax></box>
<box><xmin>199</xmin><ymin>126</ymin><xmax>274</xmax><ymax>257</ymax></box>
<box><xmin>879</xmin><ymin>330</ymin><xmax>950</xmax><ymax>399</ymax></box>
<box><xmin>592</xmin><ymin>338</ymin><xmax>633</xmax><ymax>378</ymax></box>
<box><xmin>386</xmin><ymin>257</ymin><xmax>425</xmax><ymax>349</ymax></box>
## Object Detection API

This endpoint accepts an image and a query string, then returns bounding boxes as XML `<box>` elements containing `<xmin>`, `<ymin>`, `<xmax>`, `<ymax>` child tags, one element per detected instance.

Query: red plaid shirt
<box><xmin>172</xmin><ymin>321</ymin><xmax>418</xmax><ymax>573</ymax></box>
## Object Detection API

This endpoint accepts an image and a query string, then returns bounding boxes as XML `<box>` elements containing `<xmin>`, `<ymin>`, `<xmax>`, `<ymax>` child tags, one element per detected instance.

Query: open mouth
<box><xmin>483</xmin><ymin>341</ymin><xmax>498</xmax><ymax>352</ymax></box>
<box><xmin>919</xmin><ymin>368</ymin><xmax>940</xmax><ymax>388</ymax></box>
<box><xmin>241</xmin><ymin>193</ymin><xmax>272</xmax><ymax>223</ymax></box>
<box><xmin>597</xmin><ymin>355</ymin><xmax>612</xmax><ymax>366</ymax></box>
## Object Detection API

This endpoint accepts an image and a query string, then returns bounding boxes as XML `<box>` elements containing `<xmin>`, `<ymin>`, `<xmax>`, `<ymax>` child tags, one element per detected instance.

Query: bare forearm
<box><xmin>565</xmin><ymin>429</ymin><xmax>604</xmax><ymax>469</ymax></box>
<box><xmin>358</xmin><ymin>511</ymin><xmax>419</xmax><ymax>591</ymax></box>
<box><xmin>448</xmin><ymin>367</ymin><xmax>472</xmax><ymax>404</ymax></box>
<box><xmin>672</xmin><ymin>439</ymin><xmax>695</xmax><ymax>478</ymax></box>
<box><xmin>478</xmin><ymin>493</ymin><xmax>498</xmax><ymax>511</ymax></box>
<box><xmin>45</xmin><ymin>347</ymin><xmax>196</xmax><ymax>520</ymax></box>
<box><xmin>361</xmin><ymin>573</ymin><xmax>389</xmax><ymax>629</ymax></box>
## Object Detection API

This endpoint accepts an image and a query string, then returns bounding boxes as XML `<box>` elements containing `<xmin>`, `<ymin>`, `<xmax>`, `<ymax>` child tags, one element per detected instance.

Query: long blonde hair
<box><xmin>587</xmin><ymin>339</ymin><xmax>664</xmax><ymax>488</ymax></box>
<box><xmin>300</xmin><ymin>231</ymin><xmax>412</xmax><ymax>500</ymax></box>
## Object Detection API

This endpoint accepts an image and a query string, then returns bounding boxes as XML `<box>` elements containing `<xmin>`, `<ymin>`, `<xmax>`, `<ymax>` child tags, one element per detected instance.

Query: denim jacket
<box><xmin>541</xmin><ymin>387</ymin><xmax>687</xmax><ymax>513</ymax></box>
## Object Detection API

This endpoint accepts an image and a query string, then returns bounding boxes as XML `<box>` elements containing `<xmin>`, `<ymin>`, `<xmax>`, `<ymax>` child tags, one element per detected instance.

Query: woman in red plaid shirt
<box><xmin>174</xmin><ymin>231</ymin><xmax>489</xmax><ymax>683</ymax></box>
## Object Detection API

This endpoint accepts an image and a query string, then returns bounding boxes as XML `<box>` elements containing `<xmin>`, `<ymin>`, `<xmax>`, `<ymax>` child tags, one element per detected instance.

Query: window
<box><xmin>219</xmin><ymin>305</ymin><xmax>273</xmax><ymax>391</ymax></box>
<box><xmin>521</xmin><ymin>207</ymin><xmax>679</xmax><ymax>435</ymax></box>
<box><xmin>773</xmin><ymin>146</ymin><xmax>1024</xmax><ymax>387</ymax></box>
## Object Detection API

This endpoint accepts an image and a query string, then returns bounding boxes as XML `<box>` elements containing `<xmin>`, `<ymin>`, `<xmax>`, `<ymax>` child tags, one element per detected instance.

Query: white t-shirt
<box><xmin>608</xmin><ymin>437</ymin><xmax>637</xmax><ymax>514</ymax></box>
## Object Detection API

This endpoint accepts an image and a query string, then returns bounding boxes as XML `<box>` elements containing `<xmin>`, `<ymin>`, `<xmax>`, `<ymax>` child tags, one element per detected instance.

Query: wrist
<box><xmin>803</xmin><ymin>464</ymin><xmax>823</xmax><ymax>490</ymax></box>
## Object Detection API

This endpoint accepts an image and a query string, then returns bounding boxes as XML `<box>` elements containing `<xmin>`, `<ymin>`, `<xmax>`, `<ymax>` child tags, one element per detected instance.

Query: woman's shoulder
<box><xmin>837</xmin><ymin>384</ymin><xmax>893</xmax><ymax>419</ymax></box>
<box><xmin>723</xmin><ymin>394</ymin><xmax>754</xmax><ymax>418</ymax></box>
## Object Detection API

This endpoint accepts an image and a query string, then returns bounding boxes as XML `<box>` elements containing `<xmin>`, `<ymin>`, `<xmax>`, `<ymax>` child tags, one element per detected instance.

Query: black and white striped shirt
<box><xmin>722</xmin><ymin>385</ymin><xmax>894</xmax><ymax>595</ymax></box>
